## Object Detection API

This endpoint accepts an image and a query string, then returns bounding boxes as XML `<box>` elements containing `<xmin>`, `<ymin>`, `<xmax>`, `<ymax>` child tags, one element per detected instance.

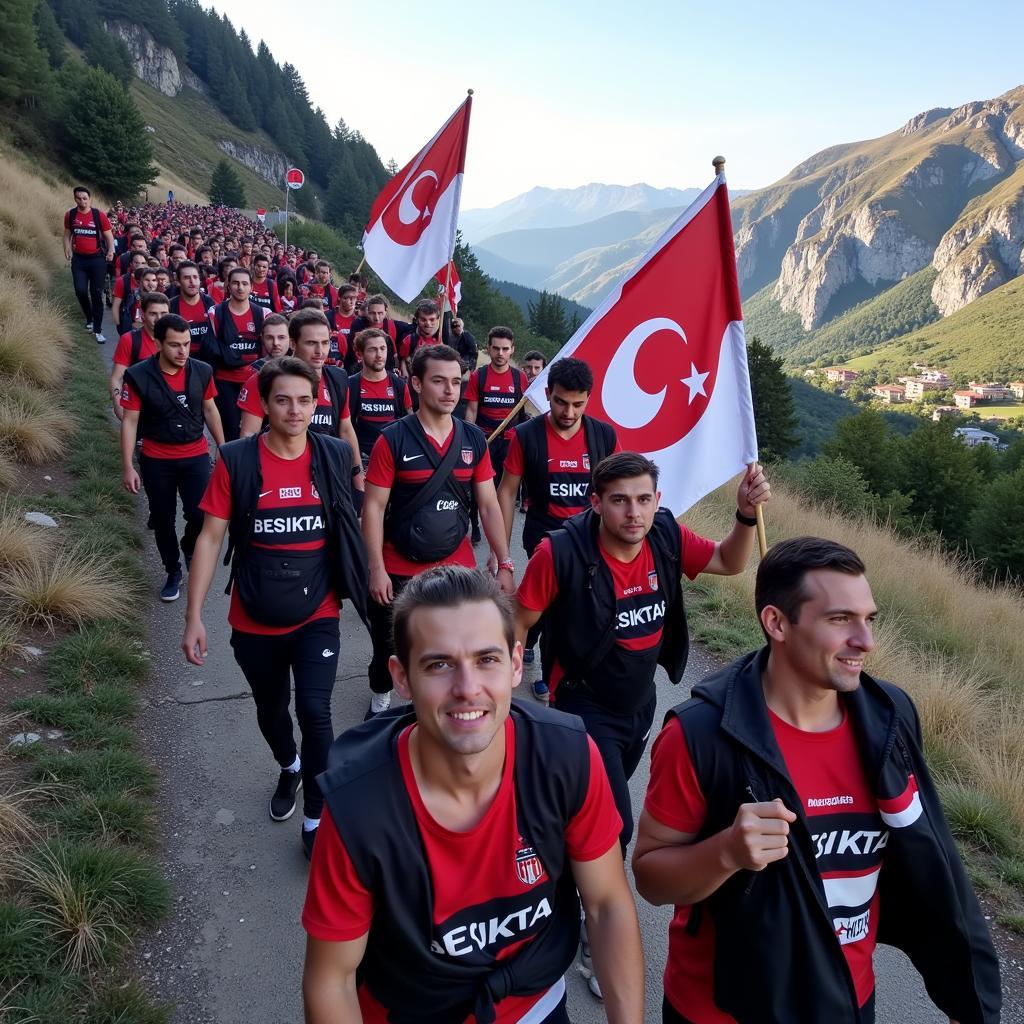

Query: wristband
<box><xmin>735</xmin><ymin>509</ymin><xmax>758</xmax><ymax>527</ymax></box>
<box><xmin>498</xmin><ymin>559</ymin><xmax>515</xmax><ymax>572</ymax></box>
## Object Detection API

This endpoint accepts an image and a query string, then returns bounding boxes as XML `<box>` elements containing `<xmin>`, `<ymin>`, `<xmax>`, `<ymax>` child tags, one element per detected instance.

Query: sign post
<box><xmin>283</xmin><ymin>167</ymin><xmax>304</xmax><ymax>249</ymax></box>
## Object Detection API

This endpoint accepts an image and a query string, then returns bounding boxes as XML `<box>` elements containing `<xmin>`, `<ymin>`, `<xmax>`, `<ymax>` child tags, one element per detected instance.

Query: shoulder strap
<box><xmin>130</xmin><ymin>329</ymin><xmax>143</xmax><ymax>366</ymax></box>
<box><xmin>391</xmin><ymin>374</ymin><xmax>406</xmax><ymax>419</ymax></box>
<box><xmin>347</xmin><ymin>372</ymin><xmax>362</xmax><ymax>423</ymax></box>
<box><xmin>386</xmin><ymin>419</ymin><xmax>465</xmax><ymax>532</ymax></box>
<box><xmin>323</xmin><ymin>366</ymin><xmax>346</xmax><ymax>426</ymax></box>
<box><xmin>477</xmin><ymin>364</ymin><xmax>487</xmax><ymax>394</ymax></box>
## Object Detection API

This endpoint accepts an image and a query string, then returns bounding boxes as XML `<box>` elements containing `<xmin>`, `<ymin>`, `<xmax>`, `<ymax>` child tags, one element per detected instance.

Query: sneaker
<box><xmin>159</xmin><ymin>570</ymin><xmax>182</xmax><ymax>602</ymax></box>
<box><xmin>301</xmin><ymin>823</ymin><xmax>318</xmax><ymax>860</ymax></box>
<box><xmin>579</xmin><ymin>924</ymin><xmax>602</xmax><ymax>999</ymax></box>
<box><xmin>85</xmin><ymin>322</ymin><xmax>93</xmax><ymax>332</ymax></box>
<box><xmin>531</xmin><ymin>679</ymin><xmax>549</xmax><ymax>705</ymax></box>
<box><xmin>523</xmin><ymin>647</ymin><xmax>535</xmax><ymax>665</ymax></box>
<box><xmin>471</xmin><ymin>523</ymin><xmax>482</xmax><ymax>545</ymax></box>
<box><xmin>270</xmin><ymin>769</ymin><xmax>302</xmax><ymax>821</ymax></box>
<box><xmin>369</xmin><ymin>691</ymin><xmax>392</xmax><ymax>716</ymax></box>
<box><xmin>94</xmin><ymin>332</ymin><xmax>106</xmax><ymax>344</ymax></box>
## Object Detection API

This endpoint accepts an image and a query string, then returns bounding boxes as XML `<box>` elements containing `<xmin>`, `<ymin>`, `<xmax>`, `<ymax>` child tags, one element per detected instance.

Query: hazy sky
<box><xmin>207</xmin><ymin>0</ymin><xmax>1022</xmax><ymax>209</ymax></box>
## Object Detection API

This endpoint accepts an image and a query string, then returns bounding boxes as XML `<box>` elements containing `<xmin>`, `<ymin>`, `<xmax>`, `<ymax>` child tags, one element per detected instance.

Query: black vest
<box><xmin>123</xmin><ymin>356</ymin><xmax>211</xmax><ymax>447</ymax></box>
<box><xmin>318</xmin><ymin>699</ymin><xmax>589</xmax><ymax>1024</ymax></box>
<box><xmin>249</xmin><ymin>277</ymin><xmax>278</xmax><ymax>312</ymax></box>
<box><xmin>347</xmin><ymin>372</ymin><xmax>407</xmax><ymax>453</ymax></box>
<box><xmin>515</xmin><ymin>414</ymin><xmax>616</xmax><ymax>548</ymax></box>
<box><xmin>169</xmin><ymin>293</ymin><xmax>215</xmax><ymax>357</ymax></box>
<box><xmin>218</xmin><ymin>431</ymin><xmax>368</xmax><ymax>625</ymax></box>
<box><xmin>212</xmin><ymin>301</ymin><xmax>265</xmax><ymax>369</ymax></box>
<box><xmin>310</xmin><ymin>366</ymin><xmax>349</xmax><ymax>437</ymax></box>
<box><xmin>545</xmin><ymin>507</ymin><xmax>688</xmax><ymax>710</ymax></box>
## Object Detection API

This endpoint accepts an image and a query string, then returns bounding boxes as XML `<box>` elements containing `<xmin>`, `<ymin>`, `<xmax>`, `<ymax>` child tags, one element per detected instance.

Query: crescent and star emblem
<box><xmin>398</xmin><ymin>169</ymin><xmax>438</xmax><ymax>225</ymax></box>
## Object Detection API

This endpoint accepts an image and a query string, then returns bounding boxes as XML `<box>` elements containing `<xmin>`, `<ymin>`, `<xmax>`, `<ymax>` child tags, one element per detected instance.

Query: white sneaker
<box><xmin>85</xmin><ymin>322</ymin><xmax>93</xmax><ymax>331</ymax></box>
<box><xmin>94</xmin><ymin>332</ymin><xmax>106</xmax><ymax>344</ymax></box>
<box><xmin>369</xmin><ymin>691</ymin><xmax>392</xmax><ymax>715</ymax></box>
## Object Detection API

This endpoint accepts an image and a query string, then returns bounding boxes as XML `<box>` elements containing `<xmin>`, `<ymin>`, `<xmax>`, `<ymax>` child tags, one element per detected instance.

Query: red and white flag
<box><xmin>435</xmin><ymin>261</ymin><xmax>461</xmax><ymax>316</ymax></box>
<box><xmin>525</xmin><ymin>174</ymin><xmax>757</xmax><ymax>515</ymax></box>
<box><xmin>362</xmin><ymin>97</ymin><xmax>472</xmax><ymax>303</ymax></box>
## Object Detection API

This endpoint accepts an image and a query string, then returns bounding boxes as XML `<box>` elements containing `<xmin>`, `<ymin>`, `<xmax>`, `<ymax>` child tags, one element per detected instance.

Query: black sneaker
<box><xmin>302</xmin><ymin>823</ymin><xmax>318</xmax><ymax>860</ymax></box>
<box><xmin>159</xmin><ymin>570</ymin><xmax>182</xmax><ymax>602</ymax></box>
<box><xmin>270</xmin><ymin>769</ymin><xmax>302</xmax><ymax>821</ymax></box>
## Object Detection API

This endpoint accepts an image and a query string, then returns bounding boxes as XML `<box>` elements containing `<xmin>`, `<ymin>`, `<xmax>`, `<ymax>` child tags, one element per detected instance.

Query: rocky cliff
<box><xmin>105</xmin><ymin>21</ymin><xmax>205</xmax><ymax>97</ymax></box>
<box><xmin>215</xmin><ymin>141</ymin><xmax>287</xmax><ymax>188</ymax></box>
<box><xmin>732</xmin><ymin>86</ymin><xmax>1024</xmax><ymax>329</ymax></box>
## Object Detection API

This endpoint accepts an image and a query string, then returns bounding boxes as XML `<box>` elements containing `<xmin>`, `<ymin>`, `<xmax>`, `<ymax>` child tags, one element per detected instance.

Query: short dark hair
<box><xmin>754</xmin><ymin>537</ymin><xmax>866</xmax><ymax>626</ymax></box>
<box><xmin>354</xmin><ymin>327</ymin><xmax>387</xmax><ymax>354</ymax></box>
<box><xmin>366</xmin><ymin>293</ymin><xmax>388</xmax><ymax>308</ymax></box>
<box><xmin>411</xmin><ymin>343</ymin><xmax>462</xmax><ymax>381</ymax></box>
<box><xmin>253</xmin><ymin>253</ymin><xmax>270</xmax><ymax>266</ymax></box>
<box><xmin>154</xmin><ymin>313</ymin><xmax>189</xmax><ymax>341</ymax></box>
<box><xmin>521</xmin><ymin>350</ymin><xmax>546</xmax><ymax>365</ymax></box>
<box><xmin>140</xmin><ymin>291</ymin><xmax>170</xmax><ymax>312</ymax></box>
<box><xmin>547</xmin><ymin>357</ymin><xmax>592</xmax><ymax>394</ymax></box>
<box><xmin>218</xmin><ymin>256</ymin><xmax>238</xmax><ymax>276</ymax></box>
<box><xmin>414</xmin><ymin>299</ymin><xmax>439</xmax><ymax>318</ymax></box>
<box><xmin>175</xmin><ymin>259</ymin><xmax>199</xmax><ymax>280</ymax></box>
<box><xmin>261</xmin><ymin>312</ymin><xmax>288</xmax><ymax>334</ymax></box>
<box><xmin>134</xmin><ymin>266</ymin><xmax>156</xmax><ymax>283</ymax></box>
<box><xmin>257</xmin><ymin>355</ymin><xmax>319</xmax><ymax>402</ymax></box>
<box><xmin>73</xmin><ymin>186</ymin><xmax>90</xmax><ymax>198</ymax></box>
<box><xmin>392</xmin><ymin>565</ymin><xmax>514</xmax><ymax>668</ymax></box>
<box><xmin>299</xmin><ymin>298</ymin><xmax>324</xmax><ymax>311</ymax></box>
<box><xmin>592</xmin><ymin>452</ymin><xmax>660</xmax><ymax>496</ymax></box>
<box><xmin>339</xmin><ymin>284</ymin><xmax>358</xmax><ymax>298</ymax></box>
<box><xmin>315</xmin><ymin>260</ymin><xmax>331</xmax><ymax>272</ymax></box>
<box><xmin>227</xmin><ymin>266</ymin><xmax>251</xmax><ymax>283</ymax></box>
<box><xmin>488</xmin><ymin>326</ymin><xmax>514</xmax><ymax>345</ymax></box>
<box><xmin>288</xmin><ymin>307</ymin><xmax>329</xmax><ymax>342</ymax></box>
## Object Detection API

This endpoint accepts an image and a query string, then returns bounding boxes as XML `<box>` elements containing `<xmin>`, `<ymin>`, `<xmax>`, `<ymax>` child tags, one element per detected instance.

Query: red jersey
<box><xmin>199</xmin><ymin>436</ymin><xmax>341</xmax><ymax>635</ymax></box>
<box><xmin>237</xmin><ymin>372</ymin><xmax>350</xmax><ymax>432</ymax></box>
<box><xmin>65</xmin><ymin>208</ymin><xmax>111</xmax><ymax>256</ymax></box>
<box><xmin>250</xmin><ymin>278</ymin><xmax>281</xmax><ymax>313</ymax></box>
<box><xmin>113</xmin><ymin>330</ymin><xmax>157</xmax><ymax>368</ymax></box>
<box><xmin>516</xmin><ymin>527</ymin><xmax>715</xmax><ymax>696</ymax></box>
<box><xmin>465</xmin><ymin>366</ymin><xmax>527</xmax><ymax>434</ymax></box>
<box><xmin>645</xmin><ymin>712</ymin><xmax>885</xmax><ymax>1022</ymax></box>
<box><xmin>328</xmin><ymin>312</ymin><xmax>356</xmax><ymax>365</ymax></box>
<box><xmin>120</xmin><ymin>365</ymin><xmax>216</xmax><ymax>459</ymax></box>
<box><xmin>208</xmin><ymin>280</ymin><xmax>227</xmax><ymax>304</ymax></box>
<box><xmin>365</xmin><ymin>427</ymin><xmax>494</xmax><ymax>577</ymax></box>
<box><xmin>113</xmin><ymin>274</ymin><xmax>128</xmax><ymax>300</ymax></box>
<box><xmin>174</xmin><ymin>295</ymin><xmax>214</xmax><ymax>357</ymax></box>
<box><xmin>303</xmin><ymin>717</ymin><xmax>621</xmax><ymax>1024</ymax></box>
<box><xmin>351</xmin><ymin>375</ymin><xmax>413</xmax><ymax>453</ymax></box>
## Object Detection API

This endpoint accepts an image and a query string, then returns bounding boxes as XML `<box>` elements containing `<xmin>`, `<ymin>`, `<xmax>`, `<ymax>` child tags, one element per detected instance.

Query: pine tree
<box><xmin>34</xmin><ymin>0</ymin><xmax>66</xmax><ymax>69</ymax></box>
<box><xmin>209</xmin><ymin>158</ymin><xmax>246</xmax><ymax>208</ymax></box>
<box><xmin>822</xmin><ymin>407</ymin><xmax>896</xmax><ymax>496</ymax></box>
<box><xmin>386</xmin><ymin>158</ymin><xmax>399</xmax><ymax>176</ymax></box>
<box><xmin>0</xmin><ymin>0</ymin><xmax>52</xmax><ymax>107</ymax></box>
<box><xmin>969</xmin><ymin>467</ymin><xmax>1024</xmax><ymax>580</ymax></box>
<box><xmin>84</xmin><ymin>24</ymin><xmax>133</xmax><ymax>87</ymax></box>
<box><xmin>746</xmin><ymin>336</ymin><xmax>798</xmax><ymax>463</ymax></box>
<box><xmin>56</xmin><ymin>62</ymin><xmax>156</xmax><ymax>197</ymax></box>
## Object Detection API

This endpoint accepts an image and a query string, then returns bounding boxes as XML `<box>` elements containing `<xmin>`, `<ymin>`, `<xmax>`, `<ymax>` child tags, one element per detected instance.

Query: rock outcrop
<box><xmin>216</xmin><ymin>140</ymin><xmax>288</xmax><ymax>188</ymax></box>
<box><xmin>105</xmin><ymin>21</ymin><xmax>183</xmax><ymax>97</ymax></box>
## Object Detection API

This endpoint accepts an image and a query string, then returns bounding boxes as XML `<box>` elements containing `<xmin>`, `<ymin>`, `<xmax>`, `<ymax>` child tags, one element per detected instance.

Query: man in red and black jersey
<box><xmin>168</xmin><ymin>260</ymin><xmax>215</xmax><ymax>358</ymax></box>
<box><xmin>398</xmin><ymin>299</ymin><xmax>452</xmax><ymax>377</ymax></box>
<box><xmin>349</xmin><ymin>293</ymin><xmax>408</xmax><ymax>374</ymax></box>
<box><xmin>498</xmin><ymin>357</ymin><xmax>618</xmax><ymax>700</ymax></box>
<box><xmin>305</xmin><ymin>261</ymin><xmax>339</xmax><ymax>311</ymax></box>
<box><xmin>207</xmin><ymin>266</ymin><xmax>265</xmax><ymax>442</ymax></box>
<box><xmin>183</xmin><ymin>357</ymin><xmax>367</xmax><ymax>859</ymax></box>
<box><xmin>633</xmin><ymin>538</ymin><xmax>999</xmax><ymax>1024</ymax></box>
<box><xmin>109</xmin><ymin>292</ymin><xmax>169</xmax><ymax>421</ymax></box>
<box><xmin>120</xmin><ymin>314</ymin><xmax>224</xmax><ymax>602</ymax></box>
<box><xmin>111</xmin><ymin>252</ymin><xmax>149</xmax><ymax>337</ymax></box>
<box><xmin>249</xmin><ymin>254</ymin><xmax>282</xmax><ymax>313</ymax></box>
<box><xmin>302</xmin><ymin>565</ymin><xmax>644</xmax><ymax>1024</ymax></box>
<box><xmin>325</xmin><ymin>284</ymin><xmax>359</xmax><ymax>370</ymax></box>
<box><xmin>361</xmin><ymin>345</ymin><xmax>515</xmax><ymax>718</ymax></box>
<box><xmin>63</xmin><ymin>186</ymin><xmax>116</xmax><ymax>343</ymax></box>
<box><xmin>347</xmin><ymin>328</ymin><xmax>412</xmax><ymax>470</ymax></box>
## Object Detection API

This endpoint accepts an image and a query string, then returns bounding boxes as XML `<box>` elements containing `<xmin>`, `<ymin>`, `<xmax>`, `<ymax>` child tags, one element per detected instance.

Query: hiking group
<box><xmin>74</xmin><ymin>190</ymin><xmax>1000</xmax><ymax>1024</ymax></box>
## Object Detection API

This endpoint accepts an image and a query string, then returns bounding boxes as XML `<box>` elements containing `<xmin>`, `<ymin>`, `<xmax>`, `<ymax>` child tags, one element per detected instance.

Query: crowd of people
<box><xmin>65</xmin><ymin>188</ymin><xmax>1000</xmax><ymax>1024</ymax></box>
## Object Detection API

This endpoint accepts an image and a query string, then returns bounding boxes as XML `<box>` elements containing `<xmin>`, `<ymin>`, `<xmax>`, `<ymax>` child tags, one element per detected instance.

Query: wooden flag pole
<box><xmin>486</xmin><ymin>393</ymin><xmax>532</xmax><ymax>444</ymax></box>
<box><xmin>441</xmin><ymin>259</ymin><xmax>453</xmax><ymax>325</ymax></box>
<box><xmin>355</xmin><ymin>256</ymin><xmax>365</xmax><ymax>274</ymax></box>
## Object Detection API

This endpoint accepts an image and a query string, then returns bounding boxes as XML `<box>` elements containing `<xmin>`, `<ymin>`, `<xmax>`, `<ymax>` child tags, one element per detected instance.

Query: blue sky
<box><xmin>209</xmin><ymin>0</ymin><xmax>1023</xmax><ymax>208</ymax></box>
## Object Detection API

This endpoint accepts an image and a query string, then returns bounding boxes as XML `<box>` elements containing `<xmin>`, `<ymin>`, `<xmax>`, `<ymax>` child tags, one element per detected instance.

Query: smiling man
<box><xmin>632</xmin><ymin>536</ymin><xmax>1000</xmax><ymax>1024</ymax></box>
<box><xmin>302</xmin><ymin>565</ymin><xmax>644</xmax><ymax>1024</ymax></box>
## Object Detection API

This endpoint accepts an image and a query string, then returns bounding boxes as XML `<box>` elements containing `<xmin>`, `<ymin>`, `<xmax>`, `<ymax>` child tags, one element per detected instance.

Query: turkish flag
<box><xmin>525</xmin><ymin>175</ymin><xmax>758</xmax><ymax>515</ymax></box>
<box><xmin>362</xmin><ymin>97</ymin><xmax>472</xmax><ymax>303</ymax></box>
<box><xmin>435</xmin><ymin>261</ymin><xmax>461</xmax><ymax>316</ymax></box>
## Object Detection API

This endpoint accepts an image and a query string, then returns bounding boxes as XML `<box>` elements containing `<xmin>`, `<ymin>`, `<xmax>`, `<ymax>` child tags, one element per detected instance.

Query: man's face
<box><xmin>229</xmin><ymin>274</ymin><xmax>251</xmax><ymax>302</ymax></box>
<box><xmin>74</xmin><ymin>190</ymin><xmax>90</xmax><ymax>210</ymax></box>
<box><xmin>293</xmin><ymin>326</ymin><xmax>330</xmax><ymax>372</ymax></box>
<box><xmin>413</xmin><ymin>358</ymin><xmax>461</xmax><ymax>415</ymax></box>
<box><xmin>488</xmin><ymin>338</ymin><xmax>513</xmax><ymax>369</ymax></box>
<box><xmin>242</xmin><ymin>241</ymin><xmax>253</xmax><ymax>255</ymax></box>
<box><xmin>315</xmin><ymin>266</ymin><xmax>331</xmax><ymax>286</ymax></box>
<box><xmin>143</xmin><ymin>302</ymin><xmax>169</xmax><ymax>334</ymax></box>
<box><xmin>131</xmin><ymin>239</ymin><xmax>147</xmax><ymax>254</ymax></box>
<box><xmin>338</xmin><ymin>291</ymin><xmax>356</xmax><ymax>316</ymax></box>
<box><xmin>451</xmin><ymin>319</ymin><xmax>463</xmax><ymax>336</ymax></box>
<box><xmin>220</xmin><ymin>260</ymin><xmax>237</xmax><ymax>282</ymax></box>
<box><xmin>253</xmin><ymin>259</ymin><xmax>269</xmax><ymax>281</ymax></box>
<box><xmin>523</xmin><ymin>359</ymin><xmax>545</xmax><ymax>382</ymax></box>
<box><xmin>139</xmin><ymin>272</ymin><xmax>158</xmax><ymax>292</ymax></box>
<box><xmin>262</xmin><ymin>324</ymin><xmax>290</xmax><ymax>358</ymax></box>
<box><xmin>178</xmin><ymin>268</ymin><xmax>200</xmax><ymax>298</ymax></box>
<box><xmin>200</xmin><ymin>250</ymin><xmax>213</xmax><ymax>266</ymax></box>
<box><xmin>262</xmin><ymin>374</ymin><xmax>315</xmax><ymax>437</ymax></box>
<box><xmin>130</xmin><ymin>255</ymin><xmax>147</xmax><ymax>274</ymax></box>
<box><xmin>765</xmin><ymin>571</ymin><xmax>876</xmax><ymax>696</ymax></box>
<box><xmin>362</xmin><ymin>336</ymin><xmax>388</xmax><ymax>372</ymax></box>
<box><xmin>547</xmin><ymin>385</ymin><xmax>589</xmax><ymax>431</ymax></box>
<box><xmin>591</xmin><ymin>474</ymin><xmax>659</xmax><ymax>546</ymax></box>
<box><xmin>366</xmin><ymin>302</ymin><xmax>387</xmax><ymax>327</ymax></box>
<box><xmin>416</xmin><ymin>311</ymin><xmax>439</xmax><ymax>337</ymax></box>
<box><xmin>390</xmin><ymin>601</ymin><xmax>521</xmax><ymax>758</ymax></box>
<box><xmin>156</xmin><ymin>271</ymin><xmax>171</xmax><ymax>292</ymax></box>
<box><xmin>159</xmin><ymin>329</ymin><xmax>191</xmax><ymax>368</ymax></box>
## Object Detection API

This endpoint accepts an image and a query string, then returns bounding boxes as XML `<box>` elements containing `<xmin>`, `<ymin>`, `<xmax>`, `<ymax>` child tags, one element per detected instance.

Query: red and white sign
<box><xmin>286</xmin><ymin>167</ymin><xmax>305</xmax><ymax>190</ymax></box>
<box><xmin>525</xmin><ymin>175</ymin><xmax>758</xmax><ymax>515</ymax></box>
<box><xmin>361</xmin><ymin>96</ymin><xmax>472</xmax><ymax>303</ymax></box>
<box><xmin>435</xmin><ymin>261</ymin><xmax>462</xmax><ymax>316</ymax></box>
<box><xmin>255</xmin><ymin>208</ymin><xmax>266</xmax><ymax>222</ymax></box>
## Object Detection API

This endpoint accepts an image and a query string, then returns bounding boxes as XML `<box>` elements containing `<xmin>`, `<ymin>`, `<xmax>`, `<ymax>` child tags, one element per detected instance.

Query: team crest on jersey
<box><xmin>582</xmin><ymin>453</ymin><xmax>590</xmax><ymax>471</ymax></box>
<box><xmin>648</xmin><ymin>570</ymin><xmax>659</xmax><ymax>592</ymax></box>
<box><xmin>386</xmin><ymin>387</ymin><xmax>394</xmax><ymax>397</ymax></box>
<box><xmin>176</xmin><ymin>394</ymin><xmax>189</xmax><ymax>407</ymax></box>
<box><xmin>461</xmin><ymin>448</ymin><xmax>474</xmax><ymax>465</ymax></box>
<box><xmin>514</xmin><ymin>846</ymin><xmax>545</xmax><ymax>886</ymax></box>
<box><xmin>238</xmin><ymin>387</ymin><xmax>248</xmax><ymax>403</ymax></box>
<box><xmin>246</xmin><ymin>322</ymin><xmax>255</xmax><ymax>332</ymax></box>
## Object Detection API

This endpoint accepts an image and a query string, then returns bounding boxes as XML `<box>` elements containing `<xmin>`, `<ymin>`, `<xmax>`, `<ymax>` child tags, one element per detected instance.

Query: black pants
<box><xmin>367</xmin><ymin>574</ymin><xmax>411</xmax><ymax>694</ymax></box>
<box><xmin>662</xmin><ymin>991</ymin><xmax>874</xmax><ymax>1024</ymax></box>
<box><xmin>138</xmin><ymin>453</ymin><xmax>209</xmax><ymax>574</ymax></box>
<box><xmin>71</xmin><ymin>253</ymin><xmax>107</xmax><ymax>332</ymax></box>
<box><xmin>554</xmin><ymin>688</ymin><xmax>657</xmax><ymax>855</ymax></box>
<box><xmin>214</xmin><ymin>379</ymin><xmax>243</xmax><ymax>442</ymax></box>
<box><xmin>230</xmin><ymin>618</ymin><xmax>340</xmax><ymax>820</ymax></box>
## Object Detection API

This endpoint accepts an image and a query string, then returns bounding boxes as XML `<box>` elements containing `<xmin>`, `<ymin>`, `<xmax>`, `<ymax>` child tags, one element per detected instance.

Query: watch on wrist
<box><xmin>735</xmin><ymin>509</ymin><xmax>758</xmax><ymax>527</ymax></box>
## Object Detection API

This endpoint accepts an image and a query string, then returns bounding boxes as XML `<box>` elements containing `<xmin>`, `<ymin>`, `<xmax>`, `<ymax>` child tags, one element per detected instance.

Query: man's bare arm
<box><xmin>302</xmin><ymin>934</ymin><xmax>367</xmax><ymax>1023</ymax></box>
<box><xmin>496</xmin><ymin>470</ymin><xmax>521</xmax><ymax>547</ymax></box>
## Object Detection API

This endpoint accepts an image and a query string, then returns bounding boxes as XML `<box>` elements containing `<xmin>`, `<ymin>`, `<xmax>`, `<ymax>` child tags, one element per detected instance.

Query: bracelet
<box><xmin>735</xmin><ymin>509</ymin><xmax>758</xmax><ymax>527</ymax></box>
<box><xmin>498</xmin><ymin>559</ymin><xmax>515</xmax><ymax>572</ymax></box>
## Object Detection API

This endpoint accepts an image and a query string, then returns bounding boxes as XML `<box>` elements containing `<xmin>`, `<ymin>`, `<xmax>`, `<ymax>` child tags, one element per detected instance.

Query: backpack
<box><xmin>67</xmin><ymin>207</ymin><xmax>106</xmax><ymax>255</ymax></box>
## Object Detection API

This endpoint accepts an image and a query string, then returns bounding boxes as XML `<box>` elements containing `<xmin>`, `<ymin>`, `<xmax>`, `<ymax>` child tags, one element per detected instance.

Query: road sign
<box><xmin>286</xmin><ymin>167</ymin><xmax>305</xmax><ymax>190</ymax></box>
<box><xmin>256</xmin><ymin>208</ymin><xmax>266</xmax><ymax>222</ymax></box>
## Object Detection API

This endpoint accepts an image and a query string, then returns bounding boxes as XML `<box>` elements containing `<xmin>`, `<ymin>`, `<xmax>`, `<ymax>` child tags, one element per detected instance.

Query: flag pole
<box><xmin>714</xmin><ymin>154</ymin><xmax>768</xmax><ymax>557</ymax></box>
<box><xmin>485</xmin><ymin>394</ymin><xmax>531</xmax><ymax>444</ymax></box>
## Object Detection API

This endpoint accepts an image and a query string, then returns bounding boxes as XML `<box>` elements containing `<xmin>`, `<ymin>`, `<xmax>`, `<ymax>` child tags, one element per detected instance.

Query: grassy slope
<box><xmin>130</xmin><ymin>80</ymin><xmax>287</xmax><ymax>210</ymax></box>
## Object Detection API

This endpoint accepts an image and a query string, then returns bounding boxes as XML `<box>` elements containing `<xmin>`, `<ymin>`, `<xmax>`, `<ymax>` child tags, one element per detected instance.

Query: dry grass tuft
<box><xmin>0</xmin><ymin>384</ymin><xmax>69</xmax><ymax>464</ymax></box>
<box><xmin>0</xmin><ymin>319</ymin><xmax>69</xmax><ymax>387</ymax></box>
<box><xmin>0</xmin><ymin>775</ymin><xmax>43</xmax><ymax>881</ymax></box>
<box><xmin>0</xmin><ymin>503</ymin><xmax>54</xmax><ymax>569</ymax></box>
<box><xmin>0</xmin><ymin>252</ymin><xmax>51</xmax><ymax>295</ymax></box>
<box><xmin>0</xmin><ymin>153</ymin><xmax>68</xmax><ymax>275</ymax></box>
<box><xmin>0</xmin><ymin>546</ymin><xmax>130</xmax><ymax>632</ymax></box>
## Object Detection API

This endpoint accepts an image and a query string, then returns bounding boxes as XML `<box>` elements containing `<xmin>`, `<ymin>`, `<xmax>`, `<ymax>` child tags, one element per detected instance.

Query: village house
<box><xmin>825</xmin><ymin>367</ymin><xmax>859</xmax><ymax>383</ymax></box>
<box><xmin>953</xmin><ymin>390</ymin><xmax>978</xmax><ymax>409</ymax></box>
<box><xmin>954</xmin><ymin>426</ymin><xmax>1001</xmax><ymax>449</ymax></box>
<box><xmin>872</xmin><ymin>384</ymin><xmax>906</xmax><ymax>404</ymax></box>
<box><xmin>1009</xmin><ymin>382</ymin><xmax>1024</xmax><ymax>399</ymax></box>
<box><xmin>968</xmin><ymin>381</ymin><xmax>1011</xmax><ymax>400</ymax></box>
<box><xmin>904</xmin><ymin>378</ymin><xmax>941</xmax><ymax>400</ymax></box>
<box><xmin>932</xmin><ymin>406</ymin><xmax>959</xmax><ymax>421</ymax></box>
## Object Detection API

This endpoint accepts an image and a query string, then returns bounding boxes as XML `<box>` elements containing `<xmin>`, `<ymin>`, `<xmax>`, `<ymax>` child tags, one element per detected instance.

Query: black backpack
<box><xmin>67</xmin><ymin>207</ymin><xmax>106</xmax><ymax>255</ymax></box>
